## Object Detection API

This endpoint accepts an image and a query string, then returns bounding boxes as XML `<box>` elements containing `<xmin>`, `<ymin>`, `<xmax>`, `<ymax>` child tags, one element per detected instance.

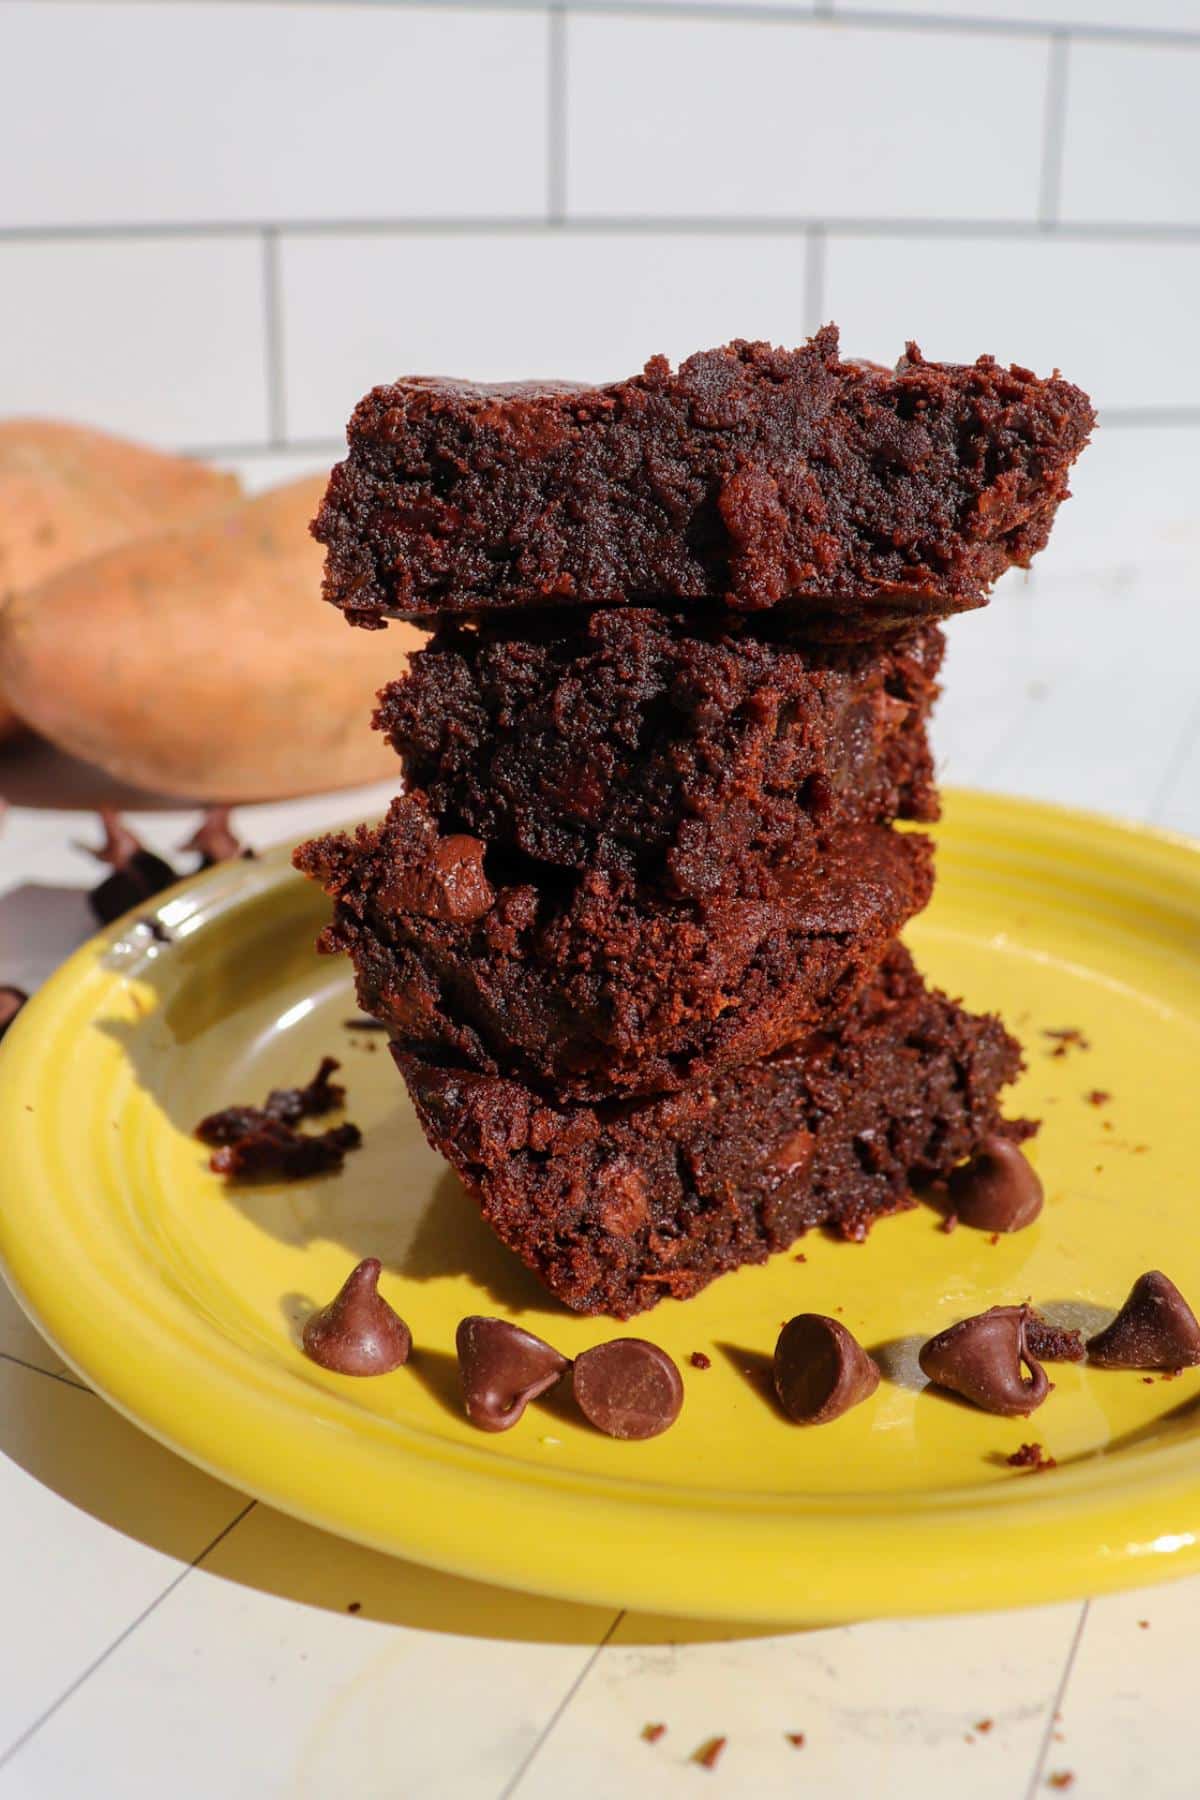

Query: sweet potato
<box><xmin>0</xmin><ymin>421</ymin><xmax>241</xmax><ymax>740</ymax></box>
<box><xmin>0</xmin><ymin>476</ymin><xmax>418</xmax><ymax>801</ymax></box>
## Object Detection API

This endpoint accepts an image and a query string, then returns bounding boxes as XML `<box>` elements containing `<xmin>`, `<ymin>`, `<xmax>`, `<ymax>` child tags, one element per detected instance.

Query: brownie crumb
<box><xmin>347</xmin><ymin>1601</ymin><xmax>362</xmax><ymax>1614</ymax></box>
<box><xmin>1006</xmin><ymin>1442</ymin><xmax>1057</xmax><ymax>1472</ymax></box>
<box><xmin>690</xmin><ymin>1351</ymin><xmax>712</xmax><ymax>1371</ymax></box>
<box><xmin>1043</xmin><ymin>1027</ymin><xmax>1090</xmax><ymax>1058</ymax></box>
<box><xmin>345</xmin><ymin>1017</ymin><xmax>389</xmax><ymax>1032</ymax></box>
<box><xmin>1138</xmin><ymin>1619</ymin><xmax>1149</xmax><ymax>1629</ymax></box>
<box><xmin>1047</xmin><ymin>1774</ymin><xmax>1075</xmax><ymax>1791</ymax></box>
<box><xmin>692</xmin><ymin>1737</ymin><xmax>727</xmax><ymax>1771</ymax></box>
<box><xmin>976</xmin><ymin>1719</ymin><xmax>995</xmax><ymax>1733</ymax></box>
<box><xmin>642</xmin><ymin>1723</ymin><xmax>666</xmax><ymax>1745</ymax></box>
<box><xmin>785</xmin><ymin>1732</ymin><xmax>806</xmax><ymax>1748</ymax></box>
<box><xmin>1085</xmin><ymin>1089</ymin><xmax>1111</xmax><ymax>1107</ymax></box>
<box><xmin>195</xmin><ymin>1058</ymin><xmax>361</xmax><ymax>1181</ymax></box>
<box><xmin>794</xmin><ymin>1252</ymin><xmax>808</xmax><ymax>1263</ymax></box>
<box><xmin>941</xmin><ymin>1212</ymin><xmax>959</xmax><ymax>1233</ymax></box>
<box><xmin>1024</xmin><ymin>1313</ymin><xmax>1086</xmax><ymax>1363</ymax></box>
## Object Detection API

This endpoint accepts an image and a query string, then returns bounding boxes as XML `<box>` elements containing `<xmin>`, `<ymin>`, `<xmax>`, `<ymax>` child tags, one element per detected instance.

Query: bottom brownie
<box><xmin>394</xmin><ymin>945</ymin><xmax>1033</xmax><ymax>1318</ymax></box>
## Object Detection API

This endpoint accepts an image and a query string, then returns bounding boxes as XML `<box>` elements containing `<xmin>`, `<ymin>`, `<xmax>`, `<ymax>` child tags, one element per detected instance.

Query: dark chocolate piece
<box><xmin>572</xmin><ymin>1339</ymin><xmax>684</xmax><ymax>1439</ymax></box>
<box><xmin>395</xmin><ymin>946</ymin><xmax>1030</xmax><ymax>1317</ymax></box>
<box><xmin>0</xmin><ymin>985</ymin><xmax>28</xmax><ymax>1042</ymax></box>
<box><xmin>263</xmin><ymin>1056</ymin><xmax>346</xmax><ymax>1125</ymax></box>
<box><xmin>301</xmin><ymin>1258</ymin><xmax>411</xmax><ymax>1375</ymax></box>
<box><xmin>947</xmin><ymin>1136</ymin><xmax>1043</xmax><ymax>1232</ymax></box>
<box><xmin>455</xmin><ymin>1315</ymin><xmax>569</xmax><ymax>1432</ymax></box>
<box><xmin>1087</xmin><ymin>1271</ymin><xmax>1200</xmax><ymax>1370</ymax></box>
<box><xmin>181</xmin><ymin>806</ymin><xmax>247</xmax><ymax>866</ymax></box>
<box><xmin>315</xmin><ymin>329</ymin><xmax>1094</xmax><ymax>630</ymax></box>
<box><xmin>773</xmin><ymin>1313</ymin><xmax>880</xmax><ymax>1424</ymax></box>
<box><xmin>195</xmin><ymin>1058</ymin><xmax>360</xmax><ymax>1182</ymax></box>
<box><xmin>87</xmin><ymin>810</ymin><xmax>178</xmax><ymax>925</ymax></box>
<box><xmin>919</xmin><ymin>1305</ymin><xmax>1049</xmax><ymax>1416</ymax></box>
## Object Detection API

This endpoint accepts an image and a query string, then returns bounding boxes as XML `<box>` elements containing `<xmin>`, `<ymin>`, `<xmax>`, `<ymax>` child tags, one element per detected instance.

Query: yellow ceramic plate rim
<box><xmin>2</xmin><ymin>790</ymin><xmax>1200</xmax><ymax>1623</ymax></box>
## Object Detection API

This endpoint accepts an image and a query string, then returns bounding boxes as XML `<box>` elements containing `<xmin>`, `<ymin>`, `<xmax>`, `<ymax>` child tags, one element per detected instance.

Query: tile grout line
<box><xmin>0</xmin><ymin>1498</ymin><xmax>258</xmax><ymax>1772</ymax></box>
<box><xmin>22</xmin><ymin>0</ymin><xmax>1200</xmax><ymax>50</ymax></box>
<box><xmin>261</xmin><ymin>226</ymin><xmax>288</xmax><ymax>448</ymax></box>
<box><xmin>8</xmin><ymin>216</ymin><xmax>1200</xmax><ymax>244</ymax></box>
<box><xmin>1146</xmin><ymin>693</ymin><xmax>1200</xmax><ymax>824</ymax></box>
<box><xmin>1038</xmin><ymin>33</ymin><xmax>1070</xmax><ymax>229</ymax></box>
<box><xmin>803</xmin><ymin>222</ymin><xmax>827</xmax><ymax>335</ymax></box>
<box><xmin>1024</xmin><ymin>1598</ymin><xmax>1090</xmax><ymax>1800</ymax></box>
<box><xmin>497</xmin><ymin>1609</ymin><xmax>625</xmax><ymax>1799</ymax></box>
<box><xmin>0</xmin><ymin>1350</ymin><xmax>93</xmax><ymax>1395</ymax></box>
<box><xmin>547</xmin><ymin>5</ymin><xmax>568</xmax><ymax>225</ymax></box>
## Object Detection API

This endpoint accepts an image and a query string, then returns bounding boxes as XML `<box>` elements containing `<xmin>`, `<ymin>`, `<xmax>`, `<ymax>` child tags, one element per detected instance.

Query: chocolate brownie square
<box><xmin>376</xmin><ymin>609</ymin><xmax>941</xmax><ymax>899</ymax></box>
<box><xmin>395</xmin><ymin>945</ymin><xmax>1032</xmax><ymax>1317</ymax></box>
<box><xmin>315</xmin><ymin>328</ymin><xmax>1093</xmax><ymax>631</ymax></box>
<box><xmin>295</xmin><ymin>795</ymin><xmax>934</xmax><ymax>1101</ymax></box>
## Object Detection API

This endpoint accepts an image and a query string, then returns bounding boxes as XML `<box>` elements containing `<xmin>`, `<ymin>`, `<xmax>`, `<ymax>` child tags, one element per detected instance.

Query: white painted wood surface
<box><xmin>0</xmin><ymin>428</ymin><xmax>1197</xmax><ymax>1798</ymax></box>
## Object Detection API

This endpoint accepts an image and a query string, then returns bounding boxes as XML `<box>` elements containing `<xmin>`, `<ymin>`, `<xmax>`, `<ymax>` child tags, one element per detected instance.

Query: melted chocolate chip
<box><xmin>1087</xmin><ymin>1271</ymin><xmax>1200</xmax><ymax>1370</ymax></box>
<box><xmin>947</xmin><ymin>1137</ymin><xmax>1043</xmax><ymax>1232</ymax></box>
<box><xmin>302</xmin><ymin>1258</ymin><xmax>411</xmax><ymax>1375</ymax></box>
<box><xmin>263</xmin><ymin>1056</ymin><xmax>345</xmax><ymax>1125</ymax></box>
<box><xmin>572</xmin><ymin>1338</ymin><xmax>683</xmax><ymax>1440</ymax></box>
<box><xmin>87</xmin><ymin>810</ymin><xmax>178</xmax><ymax>925</ymax></box>
<box><xmin>0</xmin><ymin>985</ymin><xmax>28</xmax><ymax>1042</ymax></box>
<box><xmin>456</xmin><ymin>1316</ymin><xmax>569</xmax><ymax>1432</ymax></box>
<box><xmin>773</xmin><ymin>1313</ymin><xmax>880</xmax><ymax>1424</ymax></box>
<box><xmin>181</xmin><ymin>807</ymin><xmax>248</xmax><ymax>866</ymax></box>
<box><xmin>919</xmin><ymin>1306</ymin><xmax>1049</xmax><ymax>1416</ymax></box>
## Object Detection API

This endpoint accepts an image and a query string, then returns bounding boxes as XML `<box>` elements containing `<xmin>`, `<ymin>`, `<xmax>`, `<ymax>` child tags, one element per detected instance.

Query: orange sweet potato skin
<box><xmin>0</xmin><ymin>476</ymin><xmax>417</xmax><ymax>800</ymax></box>
<box><xmin>0</xmin><ymin>421</ymin><xmax>240</xmax><ymax>741</ymax></box>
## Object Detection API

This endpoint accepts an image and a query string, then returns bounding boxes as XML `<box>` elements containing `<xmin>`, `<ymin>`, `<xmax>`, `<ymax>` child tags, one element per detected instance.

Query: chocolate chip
<box><xmin>572</xmin><ymin>1338</ymin><xmax>683</xmax><ymax>1440</ymax></box>
<box><xmin>181</xmin><ymin>806</ymin><xmax>248</xmax><ymax>866</ymax></box>
<box><xmin>0</xmin><ymin>985</ymin><xmax>28</xmax><ymax>1042</ymax></box>
<box><xmin>301</xmin><ymin>1259</ymin><xmax>411</xmax><ymax>1375</ymax></box>
<box><xmin>919</xmin><ymin>1306</ymin><xmax>1050</xmax><ymax>1416</ymax></box>
<box><xmin>455</xmin><ymin>1316</ymin><xmax>569</xmax><ymax>1432</ymax></box>
<box><xmin>87</xmin><ymin>810</ymin><xmax>178</xmax><ymax>925</ymax></box>
<box><xmin>773</xmin><ymin>1313</ymin><xmax>880</xmax><ymax>1424</ymax></box>
<box><xmin>947</xmin><ymin>1137</ymin><xmax>1043</xmax><ymax>1232</ymax></box>
<box><xmin>1087</xmin><ymin>1271</ymin><xmax>1200</xmax><ymax>1370</ymax></box>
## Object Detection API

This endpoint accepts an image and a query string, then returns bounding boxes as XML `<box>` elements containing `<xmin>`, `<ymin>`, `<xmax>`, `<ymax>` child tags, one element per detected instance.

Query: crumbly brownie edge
<box><xmin>393</xmin><ymin>946</ymin><xmax>1034</xmax><ymax>1317</ymax></box>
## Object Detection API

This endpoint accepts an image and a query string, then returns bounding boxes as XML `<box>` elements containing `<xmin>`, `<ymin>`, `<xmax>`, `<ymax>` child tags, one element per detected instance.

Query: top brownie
<box><xmin>315</xmin><ymin>326</ymin><xmax>1094</xmax><ymax>632</ymax></box>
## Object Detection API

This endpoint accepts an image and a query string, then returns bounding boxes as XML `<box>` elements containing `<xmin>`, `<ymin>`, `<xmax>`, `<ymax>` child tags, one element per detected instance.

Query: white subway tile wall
<box><xmin>2</xmin><ymin>0</ymin><xmax>1199</xmax><ymax>462</ymax></box>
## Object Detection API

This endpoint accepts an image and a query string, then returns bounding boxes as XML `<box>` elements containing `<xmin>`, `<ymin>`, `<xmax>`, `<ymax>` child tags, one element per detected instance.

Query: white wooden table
<box><xmin>0</xmin><ymin>427</ymin><xmax>1197</xmax><ymax>1800</ymax></box>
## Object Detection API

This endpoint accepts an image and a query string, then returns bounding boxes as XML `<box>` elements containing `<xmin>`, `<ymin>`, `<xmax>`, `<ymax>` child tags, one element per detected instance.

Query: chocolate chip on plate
<box><xmin>773</xmin><ymin>1313</ymin><xmax>880</xmax><ymax>1424</ymax></box>
<box><xmin>1087</xmin><ymin>1271</ymin><xmax>1200</xmax><ymax>1370</ymax></box>
<box><xmin>919</xmin><ymin>1305</ymin><xmax>1050</xmax><ymax>1416</ymax></box>
<box><xmin>0</xmin><ymin>985</ymin><xmax>29</xmax><ymax>1042</ymax></box>
<box><xmin>180</xmin><ymin>806</ymin><xmax>248</xmax><ymax>867</ymax></box>
<box><xmin>87</xmin><ymin>810</ymin><xmax>178</xmax><ymax>925</ymax></box>
<box><xmin>572</xmin><ymin>1338</ymin><xmax>684</xmax><ymax>1440</ymax></box>
<box><xmin>947</xmin><ymin>1136</ymin><xmax>1044</xmax><ymax>1232</ymax></box>
<box><xmin>456</xmin><ymin>1316</ymin><xmax>569</xmax><ymax>1432</ymax></box>
<box><xmin>301</xmin><ymin>1258</ymin><xmax>411</xmax><ymax>1375</ymax></box>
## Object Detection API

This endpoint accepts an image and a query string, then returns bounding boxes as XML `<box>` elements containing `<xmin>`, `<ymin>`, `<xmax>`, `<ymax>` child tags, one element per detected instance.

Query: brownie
<box><xmin>395</xmin><ymin>945</ymin><xmax>1032</xmax><ymax>1317</ymax></box>
<box><xmin>376</xmin><ymin>609</ymin><xmax>941</xmax><ymax>898</ymax></box>
<box><xmin>295</xmin><ymin>794</ymin><xmax>934</xmax><ymax>1100</ymax></box>
<box><xmin>315</xmin><ymin>328</ymin><xmax>1094</xmax><ymax>631</ymax></box>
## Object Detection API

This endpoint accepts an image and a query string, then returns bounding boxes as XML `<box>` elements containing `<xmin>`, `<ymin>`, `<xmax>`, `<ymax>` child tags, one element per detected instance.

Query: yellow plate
<box><xmin>2</xmin><ymin>791</ymin><xmax>1199</xmax><ymax>1624</ymax></box>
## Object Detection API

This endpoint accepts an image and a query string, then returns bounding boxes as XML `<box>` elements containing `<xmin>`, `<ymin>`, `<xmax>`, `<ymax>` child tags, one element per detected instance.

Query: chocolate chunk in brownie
<box><xmin>295</xmin><ymin>795</ymin><xmax>933</xmax><ymax>1101</ymax></box>
<box><xmin>393</xmin><ymin>945</ymin><xmax>1032</xmax><ymax>1317</ymax></box>
<box><xmin>376</xmin><ymin>609</ymin><xmax>941</xmax><ymax>898</ymax></box>
<box><xmin>315</xmin><ymin>328</ymin><xmax>1093</xmax><ymax>630</ymax></box>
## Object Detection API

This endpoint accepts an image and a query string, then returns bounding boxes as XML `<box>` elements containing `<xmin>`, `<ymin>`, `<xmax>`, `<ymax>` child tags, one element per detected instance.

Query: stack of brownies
<box><xmin>298</xmin><ymin>328</ymin><xmax>1093</xmax><ymax>1319</ymax></box>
